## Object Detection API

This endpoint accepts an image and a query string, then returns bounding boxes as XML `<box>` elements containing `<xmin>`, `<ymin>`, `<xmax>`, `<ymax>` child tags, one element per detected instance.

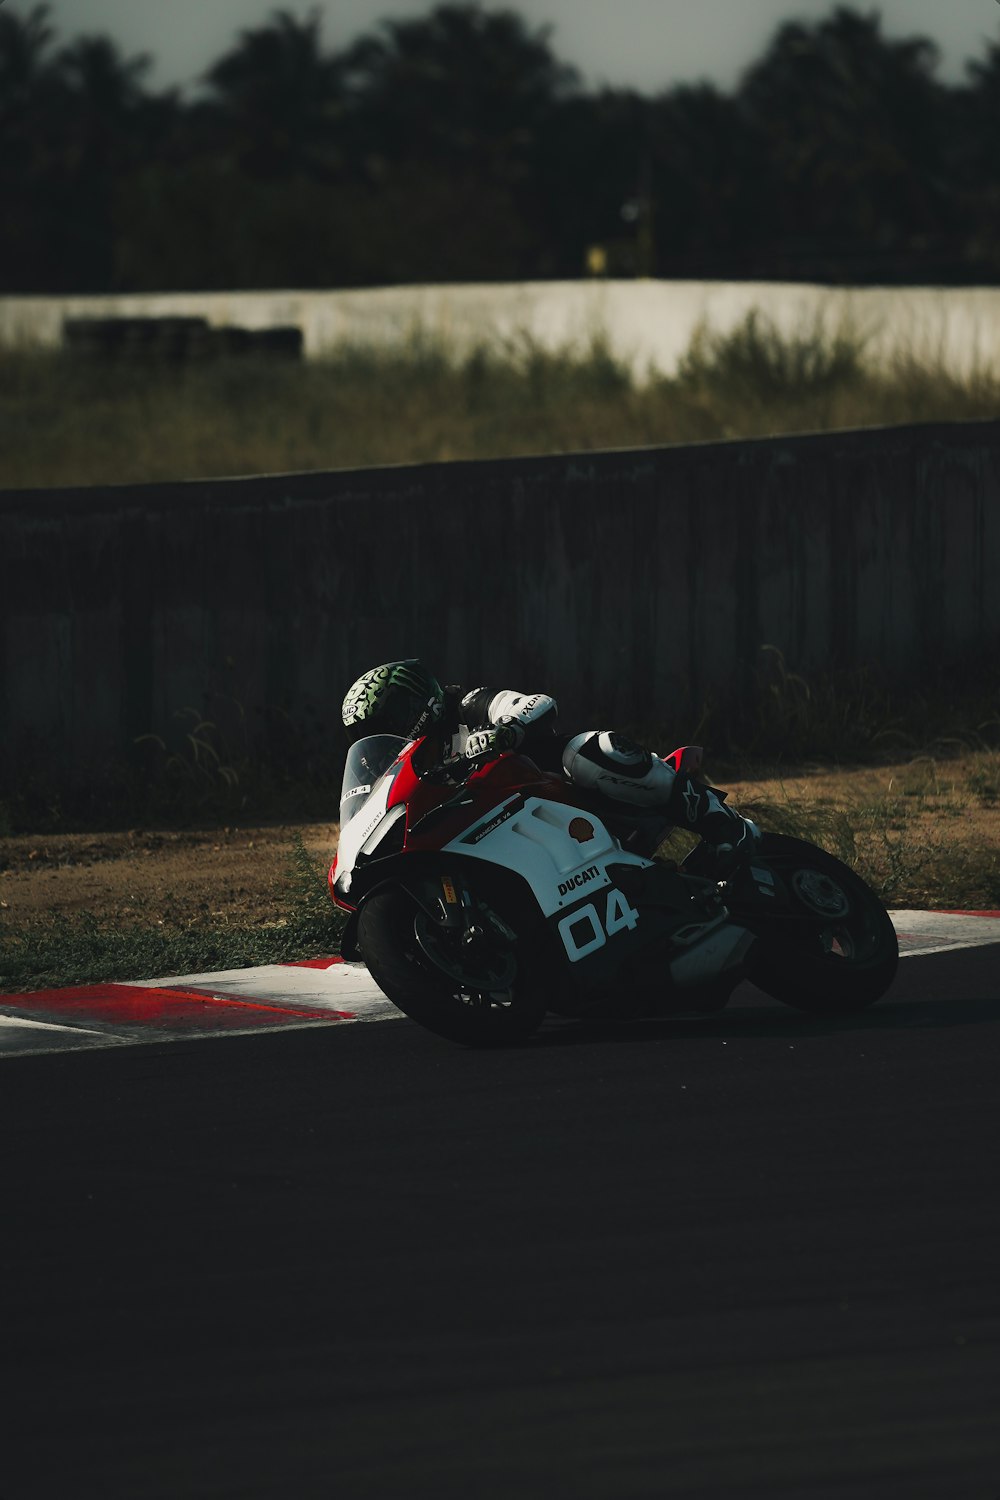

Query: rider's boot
<box><xmin>562</xmin><ymin>730</ymin><xmax>759</xmax><ymax>856</ymax></box>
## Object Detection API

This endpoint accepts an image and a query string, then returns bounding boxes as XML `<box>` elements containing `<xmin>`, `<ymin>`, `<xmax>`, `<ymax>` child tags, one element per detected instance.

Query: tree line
<box><xmin>3</xmin><ymin>1</ymin><xmax>999</xmax><ymax>293</ymax></box>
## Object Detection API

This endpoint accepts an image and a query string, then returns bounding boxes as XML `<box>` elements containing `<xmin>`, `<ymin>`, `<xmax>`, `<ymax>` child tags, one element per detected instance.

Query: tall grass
<box><xmin>1</xmin><ymin>698</ymin><xmax>341</xmax><ymax>835</ymax></box>
<box><xmin>3</xmin><ymin>313</ymin><xmax>1000</xmax><ymax>489</ymax></box>
<box><xmin>626</xmin><ymin>645</ymin><xmax>1000</xmax><ymax>788</ymax></box>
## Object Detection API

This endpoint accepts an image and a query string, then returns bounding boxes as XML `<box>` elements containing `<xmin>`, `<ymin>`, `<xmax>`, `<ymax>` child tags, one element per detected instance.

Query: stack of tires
<box><xmin>62</xmin><ymin>317</ymin><xmax>304</xmax><ymax>364</ymax></box>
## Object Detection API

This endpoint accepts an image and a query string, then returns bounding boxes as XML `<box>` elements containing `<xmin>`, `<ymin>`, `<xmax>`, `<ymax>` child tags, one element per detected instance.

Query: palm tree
<box><xmin>736</xmin><ymin>5</ymin><xmax>949</xmax><ymax>279</ymax></box>
<box><xmin>956</xmin><ymin>34</ymin><xmax>1000</xmax><ymax>275</ymax></box>
<box><xmin>202</xmin><ymin>8</ymin><xmax>343</xmax><ymax>178</ymax></box>
<box><xmin>649</xmin><ymin>83</ymin><xmax>764</xmax><ymax>275</ymax></box>
<box><xmin>0</xmin><ymin>3</ymin><xmax>57</xmax><ymax>120</ymax></box>
<box><xmin>339</xmin><ymin>3</ymin><xmax>578</xmax><ymax>181</ymax></box>
<box><xmin>56</xmin><ymin>34</ymin><xmax>153</xmax><ymax>165</ymax></box>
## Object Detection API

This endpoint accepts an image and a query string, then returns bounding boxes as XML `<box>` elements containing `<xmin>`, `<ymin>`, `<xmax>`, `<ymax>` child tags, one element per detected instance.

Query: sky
<box><xmin>31</xmin><ymin>0</ymin><xmax>1000</xmax><ymax>95</ymax></box>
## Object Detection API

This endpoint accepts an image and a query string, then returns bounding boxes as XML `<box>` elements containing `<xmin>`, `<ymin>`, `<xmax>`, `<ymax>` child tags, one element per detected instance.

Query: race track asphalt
<box><xmin>3</xmin><ymin>946</ymin><xmax>1000</xmax><ymax>1500</ymax></box>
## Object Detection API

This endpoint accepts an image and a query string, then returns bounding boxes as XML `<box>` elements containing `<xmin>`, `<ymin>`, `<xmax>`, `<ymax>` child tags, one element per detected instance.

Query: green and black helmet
<box><xmin>341</xmin><ymin>660</ymin><xmax>445</xmax><ymax>744</ymax></box>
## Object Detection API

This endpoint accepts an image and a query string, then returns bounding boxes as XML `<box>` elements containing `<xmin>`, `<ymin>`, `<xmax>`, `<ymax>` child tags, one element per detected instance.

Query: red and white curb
<box><xmin>891</xmin><ymin>908</ymin><xmax>1000</xmax><ymax>957</ymax></box>
<box><xmin>0</xmin><ymin>957</ymin><xmax>394</xmax><ymax>1057</ymax></box>
<box><xmin>1</xmin><ymin>910</ymin><xmax>998</xmax><ymax>1058</ymax></box>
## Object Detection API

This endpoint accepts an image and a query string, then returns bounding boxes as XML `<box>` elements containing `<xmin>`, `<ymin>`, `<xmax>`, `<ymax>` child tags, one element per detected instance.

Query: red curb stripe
<box><xmin>284</xmin><ymin>955</ymin><xmax>344</xmax><ymax>969</ymax></box>
<box><xmin>4</xmin><ymin>983</ymin><xmax>354</xmax><ymax>1029</ymax></box>
<box><xmin>156</xmin><ymin>985</ymin><xmax>355</xmax><ymax>1020</ymax></box>
<box><xmin>936</xmin><ymin>910</ymin><xmax>1000</xmax><ymax>918</ymax></box>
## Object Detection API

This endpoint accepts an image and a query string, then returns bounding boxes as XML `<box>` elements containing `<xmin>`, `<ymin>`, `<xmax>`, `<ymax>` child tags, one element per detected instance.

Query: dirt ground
<box><xmin>0</xmin><ymin>822</ymin><xmax>340</xmax><ymax>928</ymax></box>
<box><xmin>2</xmin><ymin>755</ymin><xmax>998</xmax><ymax>927</ymax></box>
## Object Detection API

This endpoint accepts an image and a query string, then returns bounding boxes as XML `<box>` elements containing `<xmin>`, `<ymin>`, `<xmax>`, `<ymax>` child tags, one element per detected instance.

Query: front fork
<box><xmin>411</xmin><ymin>870</ymin><xmax>517</xmax><ymax>952</ymax></box>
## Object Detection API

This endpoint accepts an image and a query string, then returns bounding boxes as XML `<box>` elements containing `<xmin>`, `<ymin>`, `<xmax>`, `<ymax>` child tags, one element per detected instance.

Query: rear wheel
<box><xmin>744</xmin><ymin>835</ymin><xmax>898</xmax><ymax>1014</ymax></box>
<box><xmin>357</xmin><ymin>886</ymin><xmax>547</xmax><ymax>1047</ymax></box>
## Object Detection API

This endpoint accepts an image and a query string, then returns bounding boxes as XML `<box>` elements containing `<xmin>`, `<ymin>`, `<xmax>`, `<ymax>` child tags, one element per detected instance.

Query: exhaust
<box><xmin>670</xmin><ymin>923</ymin><xmax>756</xmax><ymax>988</ymax></box>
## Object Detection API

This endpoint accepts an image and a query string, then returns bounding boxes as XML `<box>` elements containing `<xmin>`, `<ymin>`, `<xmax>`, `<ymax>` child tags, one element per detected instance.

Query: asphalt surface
<box><xmin>4</xmin><ymin>946</ymin><xmax>1000</xmax><ymax>1500</ymax></box>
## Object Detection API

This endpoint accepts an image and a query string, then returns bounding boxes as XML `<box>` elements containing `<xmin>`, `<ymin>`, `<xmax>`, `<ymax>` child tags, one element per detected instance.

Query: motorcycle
<box><xmin>329</xmin><ymin>733</ymin><xmax>899</xmax><ymax>1046</ymax></box>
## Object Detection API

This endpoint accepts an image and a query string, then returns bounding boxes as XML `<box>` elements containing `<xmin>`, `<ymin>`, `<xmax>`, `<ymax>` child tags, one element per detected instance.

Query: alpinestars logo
<box><xmin>683</xmin><ymin>785</ymin><xmax>702</xmax><ymax>823</ymax></box>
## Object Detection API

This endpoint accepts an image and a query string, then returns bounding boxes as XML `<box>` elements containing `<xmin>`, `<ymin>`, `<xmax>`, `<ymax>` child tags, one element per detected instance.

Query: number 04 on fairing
<box><xmin>559</xmin><ymin>886</ymin><xmax>640</xmax><ymax>962</ymax></box>
<box><xmin>329</xmin><ymin>733</ymin><xmax>898</xmax><ymax>1047</ymax></box>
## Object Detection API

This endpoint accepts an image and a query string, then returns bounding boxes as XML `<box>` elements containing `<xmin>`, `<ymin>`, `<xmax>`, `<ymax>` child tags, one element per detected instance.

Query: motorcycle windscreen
<box><xmin>339</xmin><ymin>734</ymin><xmax>407</xmax><ymax>826</ymax></box>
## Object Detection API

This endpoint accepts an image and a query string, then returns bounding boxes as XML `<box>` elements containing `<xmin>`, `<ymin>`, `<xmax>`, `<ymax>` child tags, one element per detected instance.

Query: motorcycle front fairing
<box><xmin>332</xmin><ymin>743</ymin><xmax>541</xmax><ymax>951</ymax></box>
<box><xmin>331</xmin><ymin>734</ymin><xmax>412</xmax><ymax>908</ymax></box>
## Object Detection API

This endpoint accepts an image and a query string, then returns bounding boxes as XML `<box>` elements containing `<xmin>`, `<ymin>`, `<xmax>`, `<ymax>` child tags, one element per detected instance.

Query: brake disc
<box><xmin>791</xmin><ymin>868</ymin><xmax>851</xmax><ymax>918</ymax></box>
<box><xmin>413</xmin><ymin>911</ymin><xmax>517</xmax><ymax>990</ymax></box>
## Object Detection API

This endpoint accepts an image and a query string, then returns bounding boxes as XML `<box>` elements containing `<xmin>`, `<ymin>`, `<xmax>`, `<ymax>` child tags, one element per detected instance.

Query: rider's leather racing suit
<box><xmin>444</xmin><ymin>685</ymin><xmax>759</xmax><ymax>863</ymax></box>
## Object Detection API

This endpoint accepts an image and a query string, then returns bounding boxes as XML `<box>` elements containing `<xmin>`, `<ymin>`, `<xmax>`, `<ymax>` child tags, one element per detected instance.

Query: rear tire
<box><xmin>357</xmin><ymin>887</ymin><xmax>547</xmax><ymax>1047</ymax></box>
<box><xmin>745</xmin><ymin>835</ymin><xmax>898</xmax><ymax>1014</ymax></box>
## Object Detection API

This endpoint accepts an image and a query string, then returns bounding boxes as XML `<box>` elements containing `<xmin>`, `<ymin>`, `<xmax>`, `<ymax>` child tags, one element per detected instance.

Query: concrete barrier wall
<box><xmin>3</xmin><ymin>280</ymin><xmax>1000</xmax><ymax>378</ymax></box>
<box><xmin>2</xmin><ymin>421</ymin><xmax>999</xmax><ymax>788</ymax></box>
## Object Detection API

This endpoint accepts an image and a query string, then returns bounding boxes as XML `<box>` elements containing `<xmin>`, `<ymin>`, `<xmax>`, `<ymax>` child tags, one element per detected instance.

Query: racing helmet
<box><xmin>341</xmin><ymin>660</ymin><xmax>445</xmax><ymax>744</ymax></box>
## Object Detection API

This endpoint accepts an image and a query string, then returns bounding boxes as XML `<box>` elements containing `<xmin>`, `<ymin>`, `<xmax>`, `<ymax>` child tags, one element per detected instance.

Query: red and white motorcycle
<box><xmin>329</xmin><ymin>734</ymin><xmax>898</xmax><ymax>1046</ymax></box>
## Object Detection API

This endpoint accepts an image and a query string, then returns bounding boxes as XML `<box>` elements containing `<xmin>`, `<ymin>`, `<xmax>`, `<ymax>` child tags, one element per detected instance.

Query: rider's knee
<box><xmin>563</xmin><ymin>731</ymin><xmax>676</xmax><ymax>806</ymax></box>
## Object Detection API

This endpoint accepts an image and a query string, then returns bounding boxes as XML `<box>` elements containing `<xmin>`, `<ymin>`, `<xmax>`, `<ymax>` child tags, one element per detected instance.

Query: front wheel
<box><xmin>357</xmin><ymin>887</ymin><xmax>547</xmax><ymax>1047</ymax></box>
<box><xmin>739</xmin><ymin>835</ymin><xmax>898</xmax><ymax>1014</ymax></box>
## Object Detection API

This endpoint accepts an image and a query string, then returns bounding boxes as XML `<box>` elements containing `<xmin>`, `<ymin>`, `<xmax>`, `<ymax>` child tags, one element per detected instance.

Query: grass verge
<box><xmin>3</xmin><ymin>312</ymin><xmax>1000</xmax><ymax>489</ymax></box>
<box><xmin>0</xmin><ymin>835</ymin><xmax>345</xmax><ymax>994</ymax></box>
<box><xmin>691</xmin><ymin>748</ymin><xmax>1000</xmax><ymax>911</ymax></box>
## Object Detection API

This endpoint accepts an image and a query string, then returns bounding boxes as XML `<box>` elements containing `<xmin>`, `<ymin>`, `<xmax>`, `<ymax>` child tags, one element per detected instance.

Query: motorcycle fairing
<box><xmin>442</xmin><ymin>795</ymin><xmax>649</xmax><ymax>919</ymax></box>
<box><xmin>439</xmin><ymin>796</ymin><xmax>688</xmax><ymax>990</ymax></box>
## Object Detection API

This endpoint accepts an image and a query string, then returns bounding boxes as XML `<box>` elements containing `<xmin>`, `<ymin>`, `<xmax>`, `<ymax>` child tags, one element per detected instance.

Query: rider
<box><xmin>341</xmin><ymin>659</ymin><xmax>759</xmax><ymax>865</ymax></box>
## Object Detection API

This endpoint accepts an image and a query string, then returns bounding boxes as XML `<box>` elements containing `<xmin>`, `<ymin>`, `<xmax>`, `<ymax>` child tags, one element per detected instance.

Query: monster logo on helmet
<box><xmin>341</xmin><ymin>659</ymin><xmax>445</xmax><ymax>743</ymax></box>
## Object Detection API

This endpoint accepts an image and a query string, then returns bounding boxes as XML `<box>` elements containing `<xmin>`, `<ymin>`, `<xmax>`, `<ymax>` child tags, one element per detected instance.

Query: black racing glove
<box><xmin>464</xmin><ymin>716</ymin><xmax>525</xmax><ymax>764</ymax></box>
<box><xmin>708</xmin><ymin>818</ymin><xmax>761</xmax><ymax>876</ymax></box>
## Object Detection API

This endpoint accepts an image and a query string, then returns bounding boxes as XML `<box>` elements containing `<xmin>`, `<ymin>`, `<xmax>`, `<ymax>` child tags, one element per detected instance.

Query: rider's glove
<box><xmin>464</xmin><ymin>716</ymin><xmax>524</xmax><ymax>764</ymax></box>
<box><xmin>710</xmin><ymin>818</ymin><xmax>761</xmax><ymax>876</ymax></box>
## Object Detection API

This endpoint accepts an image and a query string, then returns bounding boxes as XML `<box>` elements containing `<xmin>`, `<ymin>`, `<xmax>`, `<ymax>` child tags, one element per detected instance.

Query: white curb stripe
<box><xmin>0</xmin><ymin>1014</ymin><xmax>118</xmax><ymax>1057</ymax></box>
<box><xmin>0</xmin><ymin>1013</ymin><xmax>107</xmax><ymax>1036</ymax></box>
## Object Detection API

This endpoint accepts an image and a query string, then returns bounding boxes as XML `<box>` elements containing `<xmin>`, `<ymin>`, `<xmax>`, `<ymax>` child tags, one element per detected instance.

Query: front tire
<box><xmin>357</xmin><ymin>887</ymin><xmax>547</xmax><ymax>1047</ymax></box>
<box><xmin>743</xmin><ymin>835</ymin><xmax>898</xmax><ymax>1014</ymax></box>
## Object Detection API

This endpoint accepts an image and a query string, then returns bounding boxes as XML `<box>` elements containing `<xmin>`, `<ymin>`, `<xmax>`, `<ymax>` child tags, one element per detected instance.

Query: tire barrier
<box><xmin>61</xmin><ymin>316</ymin><xmax>304</xmax><ymax>364</ymax></box>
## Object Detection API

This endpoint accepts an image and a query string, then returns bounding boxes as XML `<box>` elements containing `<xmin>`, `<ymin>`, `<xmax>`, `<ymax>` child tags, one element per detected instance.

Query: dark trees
<box><xmin>2</xmin><ymin>2</ymin><xmax>999</xmax><ymax>291</ymax></box>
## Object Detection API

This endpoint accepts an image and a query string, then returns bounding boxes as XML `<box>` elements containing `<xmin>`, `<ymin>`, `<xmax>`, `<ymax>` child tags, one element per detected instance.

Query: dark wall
<box><xmin>2</xmin><ymin>422</ymin><xmax>999</xmax><ymax>784</ymax></box>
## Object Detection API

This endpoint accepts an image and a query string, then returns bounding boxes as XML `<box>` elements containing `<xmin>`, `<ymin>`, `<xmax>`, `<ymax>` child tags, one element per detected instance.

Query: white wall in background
<box><xmin>2</xmin><ymin>279</ymin><xmax>998</xmax><ymax>378</ymax></box>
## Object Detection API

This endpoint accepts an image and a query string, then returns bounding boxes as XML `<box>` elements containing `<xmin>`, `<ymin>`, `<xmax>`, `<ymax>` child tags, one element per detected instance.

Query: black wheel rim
<box><xmin>410</xmin><ymin>911</ymin><xmax>518</xmax><ymax>1010</ymax></box>
<box><xmin>787</xmin><ymin>865</ymin><xmax>880</xmax><ymax>966</ymax></box>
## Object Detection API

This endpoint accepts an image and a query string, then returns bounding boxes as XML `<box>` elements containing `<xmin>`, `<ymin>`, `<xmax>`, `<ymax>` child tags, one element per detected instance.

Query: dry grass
<box><xmin>658</xmin><ymin>749</ymin><xmax>1000</xmax><ymax>912</ymax></box>
<box><xmin>3</xmin><ymin>315</ymin><xmax>1000</xmax><ymax>489</ymax></box>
